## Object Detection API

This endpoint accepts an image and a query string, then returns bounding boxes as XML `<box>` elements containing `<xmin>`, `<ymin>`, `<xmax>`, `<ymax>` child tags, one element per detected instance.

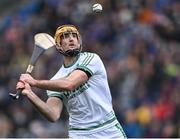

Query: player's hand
<box><xmin>19</xmin><ymin>74</ymin><xmax>37</xmax><ymax>86</ymax></box>
<box><xmin>21</xmin><ymin>82</ymin><xmax>33</xmax><ymax>96</ymax></box>
<box><xmin>16</xmin><ymin>80</ymin><xmax>25</xmax><ymax>90</ymax></box>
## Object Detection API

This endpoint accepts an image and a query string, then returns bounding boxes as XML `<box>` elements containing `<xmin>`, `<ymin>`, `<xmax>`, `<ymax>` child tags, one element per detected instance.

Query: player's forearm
<box><xmin>34</xmin><ymin>78</ymin><xmax>75</xmax><ymax>92</ymax></box>
<box><xmin>26</xmin><ymin>91</ymin><xmax>59</xmax><ymax>122</ymax></box>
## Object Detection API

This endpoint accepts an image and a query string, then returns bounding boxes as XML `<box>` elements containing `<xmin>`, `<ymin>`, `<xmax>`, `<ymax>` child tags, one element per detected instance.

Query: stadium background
<box><xmin>0</xmin><ymin>0</ymin><xmax>179</xmax><ymax>137</ymax></box>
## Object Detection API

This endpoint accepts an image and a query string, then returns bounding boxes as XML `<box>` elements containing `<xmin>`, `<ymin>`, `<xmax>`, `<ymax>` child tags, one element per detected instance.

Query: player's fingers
<box><xmin>21</xmin><ymin>73</ymin><xmax>31</xmax><ymax>78</ymax></box>
<box><xmin>16</xmin><ymin>80</ymin><xmax>25</xmax><ymax>89</ymax></box>
<box><xmin>19</xmin><ymin>80</ymin><xmax>25</xmax><ymax>85</ymax></box>
<box><xmin>20</xmin><ymin>74</ymin><xmax>32</xmax><ymax>82</ymax></box>
<box><xmin>24</xmin><ymin>82</ymin><xmax>31</xmax><ymax>89</ymax></box>
<box><xmin>20</xmin><ymin>74</ymin><xmax>26</xmax><ymax>81</ymax></box>
<box><xmin>21</xmin><ymin>82</ymin><xmax>32</xmax><ymax>96</ymax></box>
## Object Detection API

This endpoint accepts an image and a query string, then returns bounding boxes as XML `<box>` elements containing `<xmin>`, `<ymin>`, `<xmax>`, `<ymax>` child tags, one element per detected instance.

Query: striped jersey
<box><xmin>47</xmin><ymin>52</ymin><xmax>117</xmax><ymax>132</ymax></box>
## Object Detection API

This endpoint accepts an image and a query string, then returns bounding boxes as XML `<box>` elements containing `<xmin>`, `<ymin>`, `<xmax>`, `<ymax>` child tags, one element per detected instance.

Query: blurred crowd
<box><xmin>0</xmin><ymin>0</ymin><xmax>179</xmax><ymax>138</ymax></box>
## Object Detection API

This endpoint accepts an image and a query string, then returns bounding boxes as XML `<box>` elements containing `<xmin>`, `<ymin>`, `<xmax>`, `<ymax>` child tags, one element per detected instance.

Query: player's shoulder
<box><xmin>77</xmin><ymin>52</ymin><xmax>103</xmax><ymax>68</ymax></box>
<box><xmin>79</xmin><ymin>52</ymin><xmax>100</xmax><ymax>60</ymax></box>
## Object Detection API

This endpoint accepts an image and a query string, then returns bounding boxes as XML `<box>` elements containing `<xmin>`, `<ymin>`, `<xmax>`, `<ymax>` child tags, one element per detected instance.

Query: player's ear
<box><xmin>78</xmin><ymin>34</ymin><xmax>82</xmax><ymax>51</ymax></box>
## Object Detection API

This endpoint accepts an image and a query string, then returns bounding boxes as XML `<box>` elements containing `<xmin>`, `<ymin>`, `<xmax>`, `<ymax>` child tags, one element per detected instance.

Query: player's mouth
<box><xmin>69</xmin><ymin>44</ymin><xmax>75</xmax><ymax>48</ymax></box>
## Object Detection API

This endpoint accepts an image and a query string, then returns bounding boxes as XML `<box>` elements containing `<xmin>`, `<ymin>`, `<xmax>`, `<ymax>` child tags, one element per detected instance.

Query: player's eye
<box><xmin>62</xmin><ymin>32</ymin><xmax>77</xmax><ymax>39</ymax></box>
<box><xmin>72</xmin><ymin>33</ymin><xmax>77</xmax><ymax>38</ymax></box>
<box><xmin>63</xmin><ymin>33</ymin><xmax>70</xmax><ymax>39</ymax></box>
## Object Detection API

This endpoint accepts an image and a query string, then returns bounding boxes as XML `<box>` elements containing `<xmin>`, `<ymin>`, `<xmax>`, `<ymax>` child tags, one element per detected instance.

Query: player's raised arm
<box><xmin>19</xmin><ymin>69</ymin><xmax>88</xmax><ymax>92</ymax></box>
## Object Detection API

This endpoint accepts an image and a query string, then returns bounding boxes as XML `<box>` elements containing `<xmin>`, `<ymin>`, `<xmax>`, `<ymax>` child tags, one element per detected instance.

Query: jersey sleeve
<box><xmin>47</xmin><ymin>90</ymin><xmax>64</xmax><ymax>100</ymax></box>
<box><xmin>76</xmin><ymin>53</ymin><xmax>102</xmax><ymax>77</ymax></box>
<box><xmin>46</xmin><ymin>74</ymin><xmax>64</xmax><ymax>100</ymax></box>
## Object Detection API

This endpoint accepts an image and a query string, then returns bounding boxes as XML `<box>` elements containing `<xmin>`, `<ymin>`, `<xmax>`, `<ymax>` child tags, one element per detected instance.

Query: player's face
<box><xmin>60</xmin><ymin>32</ymin><xmax>80</xmax><ymax>51</ymax></box>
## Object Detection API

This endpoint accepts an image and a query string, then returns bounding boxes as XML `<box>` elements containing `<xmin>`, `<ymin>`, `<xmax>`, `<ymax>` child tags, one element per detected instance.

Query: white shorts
<box><xmin>69</xmin><ymin>122</ymin><xmax>127</xmax><ymax>139</ymax></box>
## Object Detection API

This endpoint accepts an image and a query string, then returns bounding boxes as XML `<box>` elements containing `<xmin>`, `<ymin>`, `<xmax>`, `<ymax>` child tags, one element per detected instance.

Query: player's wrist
<box><xmin>22</xmin><ymin>89</ymin><xmax>32</xmax><ymax>97</ymax></box>
<box><xmin>32</xmin><ymin>79</ymin><xmax>38</xmax><ymax>86</ymax></box>
<box><xmin>25</xmin><ymin>90</ymin><xmax>34</xmax><ymax>97</ymax></box>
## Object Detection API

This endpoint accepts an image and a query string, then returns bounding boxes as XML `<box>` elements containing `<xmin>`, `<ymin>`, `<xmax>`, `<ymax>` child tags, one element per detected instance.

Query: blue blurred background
<box><xmin>0</xmin><ymin>0</ymin><xmax>179</xmax><ymax>137</ymax></box>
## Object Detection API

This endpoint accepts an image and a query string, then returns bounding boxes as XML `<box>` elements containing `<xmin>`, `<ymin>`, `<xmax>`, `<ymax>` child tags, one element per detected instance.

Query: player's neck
<box><xmin>63</xmin><ymin>55</ymin><xmax>79</xmax><ymax>67</ymax></box>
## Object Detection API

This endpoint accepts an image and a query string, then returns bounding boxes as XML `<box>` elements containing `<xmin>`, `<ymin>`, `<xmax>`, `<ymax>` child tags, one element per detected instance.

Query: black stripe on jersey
<box><xmin>76</xmin><ymin>67</ymin><xmax>92</xmax><ymax>78</ymax></box>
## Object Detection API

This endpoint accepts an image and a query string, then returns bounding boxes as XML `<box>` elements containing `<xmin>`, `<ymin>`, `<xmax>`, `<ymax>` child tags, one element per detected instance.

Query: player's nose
<box><xmin>69</xmin><ymin>35</ymin><xmax>74</xmax><ymax>41</ymax></box>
